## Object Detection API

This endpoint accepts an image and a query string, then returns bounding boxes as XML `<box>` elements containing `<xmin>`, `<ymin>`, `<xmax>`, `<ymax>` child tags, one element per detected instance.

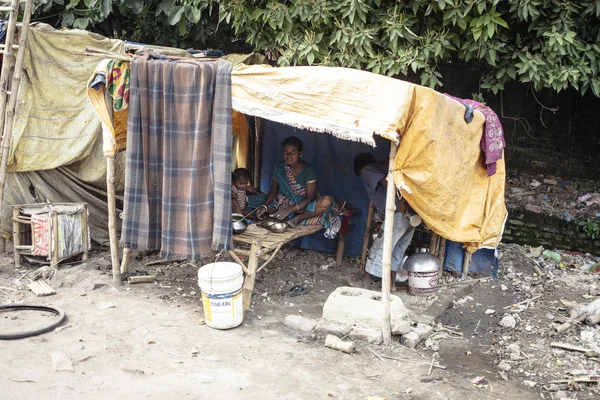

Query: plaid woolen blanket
<box><xmin>121</xmin><ymin>53</ymin><xmax>233</xmax><ymax>259</ymax></box>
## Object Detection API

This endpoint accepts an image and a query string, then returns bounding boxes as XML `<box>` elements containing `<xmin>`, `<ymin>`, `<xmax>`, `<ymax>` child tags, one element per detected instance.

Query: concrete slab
<box><xmin>322</xmin><ymin>287</ymin><xmax>410</xmax><ymax>330</ymax></box>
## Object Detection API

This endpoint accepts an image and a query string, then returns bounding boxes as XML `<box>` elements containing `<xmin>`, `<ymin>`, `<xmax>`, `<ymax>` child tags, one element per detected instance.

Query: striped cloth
<box><xmin>121</xmin><ymin>53</ymin><xmax>233</xmax><ymax>259</ymax></box>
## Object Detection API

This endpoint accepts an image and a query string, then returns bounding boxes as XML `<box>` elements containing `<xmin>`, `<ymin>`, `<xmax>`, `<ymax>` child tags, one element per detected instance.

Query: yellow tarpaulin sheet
<box><xmin>393</xmin><ymin>91</ymin><xmax>506</xmax><ymax>249</ymax></box>
<box><xmin>8</xmin><ymin>23</ymin><xmax>124</xmax><ymax>172</ymax></box>
<box><xmin>231</xmin><ymin>64</ymin><xmax>506</xmax><ymax>248</ymax></box>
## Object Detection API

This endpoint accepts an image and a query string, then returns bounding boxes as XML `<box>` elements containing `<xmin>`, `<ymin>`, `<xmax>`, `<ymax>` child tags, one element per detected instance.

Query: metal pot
<box><xmin>404</xmin><ymin>252</ymin><xmax>440</xmax><ymax>296</ymax></box>
<box><xmin>232</xmin><ymin>213</ymin><xmax>248</xmax><ymax>234</ymax></box>
<box><xmin>269</xmin><ymin>222</ymin><xmax>288</xmax><ymax>234</ymax></box>
<box><xmin>404</xmin><ymin>252</ymin><xmax>439</xmax><ymax>272</ymax></box>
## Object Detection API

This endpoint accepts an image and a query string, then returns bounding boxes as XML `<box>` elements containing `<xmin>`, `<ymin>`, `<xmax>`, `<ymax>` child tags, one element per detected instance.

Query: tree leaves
<box><xmin>33</xmin><ymin>0</ymin><xmax>600</xmax><ymax>97</ymax></box>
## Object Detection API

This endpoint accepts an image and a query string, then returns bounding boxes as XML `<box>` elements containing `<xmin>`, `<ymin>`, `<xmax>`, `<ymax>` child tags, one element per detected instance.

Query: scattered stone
<box><xmin>96</xmin><ymin>301</ymin><xmax>116</xmax><ymax>310</ymax></box>
<box><xmin>326</xmin><ymin>257</ymin><xmax>335</xmax><ymax>264</ymax></box>
<box><xmin>324</xmin><ymin>334</ymin><xmax>355</xmax><ymax>354</ymax></box>
<box><xmin>349</xmin><ymin>328</ymin><xmax>383</xmax><ymax>345</ymax></box>
<box><xmin>424</xmin><ymin>338</ymin><xmax>440</xmax><ymax>351</ymax></box>
<box><xmin>391</xmin><ymin>320</ymin><xmax>411</xmax><ymax>335</ymax></box>
<box><xmin>283</xmin><ymin>315</ymin><xmax>317</xmax><ymax>332</ymax></box>
<box><xmin>501</xmin><ymin>284</ymin><xmax>508</xmax><ymax>291</ymax></box>
<box><xmin>498</xmin><ymin>361</ymin><xmax>512</xmax><ymax>372</ymax></box>
<box><xmin>522</xmin><ymin>380</ymin><xmax>536</xmax><ymax>388</ymax></box>
<box><xmin>507</xmin><ymin>344</ymin><xmax>521</xmax><ymax>361</ymax></box>
<box><xmin>50</xmin><ymin>351</ymin><xmax>74</xmax><ymax>372</ymax></box>
<box><xmin>91</xmin><ymin>283</ymin><xmax>106</xmax><ymax>290</ymax></box>
<box><xmin>500</xmin><ymin>315</ymin><xmax>517</xmax><ymax>329</ymax></box>
<box><xmin>401</xmin><ymin>323</ymin><xmax>433</xmax><ymax>349</ymax></box>
<box><xmin>485</xmin><ymin>309</ymin><xmax>496</xmax><ymax>315</ymax></box>
<box><xmin>315</xmin><ymin>320</ymin><xmax>353</xmax><ymax>337</ymax></box>
<box><xmin>555</xmin><ymin>391</ymin><xmax>569</xmax><ymax>400</ymax></box>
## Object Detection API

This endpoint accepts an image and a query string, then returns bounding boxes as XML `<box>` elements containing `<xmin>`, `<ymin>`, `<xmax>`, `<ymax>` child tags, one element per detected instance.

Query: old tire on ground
<box><xmin>0</xmin><ymin>304</ymin><xmax>66</xmax><ymax>340</ymax></box>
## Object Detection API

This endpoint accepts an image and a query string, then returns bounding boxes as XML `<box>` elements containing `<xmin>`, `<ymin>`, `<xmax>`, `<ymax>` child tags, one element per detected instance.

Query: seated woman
<box><xmin>249</xmin><ymin>136</ymin><xmax>339</xmax><ymax>235</ymax></box>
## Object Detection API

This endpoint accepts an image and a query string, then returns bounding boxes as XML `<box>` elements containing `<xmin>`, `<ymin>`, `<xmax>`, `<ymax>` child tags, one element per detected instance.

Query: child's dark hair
<box><xmin>233</xmin><ymin>168</ymin><xmax>252</xmax><ymax>183</ymax></box>
<box><xmin>282</xmin><ymin>136</ymin><xmax>303</xmax><ymax>152</ymax></box>
<box><xmin>353</xmin><ymin>153</ymin><xmax>376</xmax><ymax>176</ymax></box>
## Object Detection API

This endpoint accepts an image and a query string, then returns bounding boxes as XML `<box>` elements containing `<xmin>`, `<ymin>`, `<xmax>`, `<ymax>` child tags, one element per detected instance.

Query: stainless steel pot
<box><xmin>232</xmin><ymin>213</ymin><xmax>248</xmax><ymax>234</ymax></box>
<box><xmin>404</xmin><ymin>252</ymin><xmax>439</xmax><ymax>272</ymax></box>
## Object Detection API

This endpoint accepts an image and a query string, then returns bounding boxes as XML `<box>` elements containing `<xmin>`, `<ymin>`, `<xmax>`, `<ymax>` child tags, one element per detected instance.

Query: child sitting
<box><xmin>232</xmin><ymin>168</ymin><xmax>258</xmax><ymax>216</ymax></box>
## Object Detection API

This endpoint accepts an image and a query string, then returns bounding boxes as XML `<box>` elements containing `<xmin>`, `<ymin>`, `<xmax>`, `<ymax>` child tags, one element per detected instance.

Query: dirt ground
<box><xmin>0</xmin><ymin>246</ymin><xmax>551</xmax><ymax>400</ymax></box>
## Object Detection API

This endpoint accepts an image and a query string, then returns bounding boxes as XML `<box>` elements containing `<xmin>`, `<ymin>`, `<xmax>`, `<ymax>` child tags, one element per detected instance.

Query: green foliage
<box><xmin>579</xmin><ymin>219</ymin><xmax>600</xmax><ymax>240</ymax></box>
<box><xmin>31</xmin><ymin>0</ymin><xmax>600</xmax><ymax>96</ymax></box>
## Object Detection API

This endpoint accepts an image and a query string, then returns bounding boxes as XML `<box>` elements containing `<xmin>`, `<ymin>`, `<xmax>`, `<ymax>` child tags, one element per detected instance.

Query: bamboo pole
<box><xmin>81</xmin><ymin>203</ymin><xmax>89</xmax><ymax>261</ymax></box>
<box><xmin>381</xmin><ymin>142</ymin><xmax>398</xmax><ymax>344</ymax></box>
<box><xmin>106</xmin><ymin>156</ymin><xmax>121</xmax><ymax>285</ymax></box>
<box><xmin>12</xmin><ymin>205</ymin><xmax>20</xmax><ymax>268</ymax></box>
<box><xmin>0</xmin><ymin>0</ymin><xmax>34</xmax><ymax>220</ymax></box>
<box><xmin>461</xmin><ymin>250</ymin><xmax>471</xmax><ymax>280</ymax></box>
<box><xmin>0</xmin><ymin>0</ymin><xmax>21</xmax><ymax>139</ymax></box>
<box><xmin>360</xmin><ymin>201</ymin><xmax>374</xmax><ymax>272</ymax></box>
<box><xmin>120</xmin><ymin>247</ymin><xmax>132</xmax><ymax>274</ymax></box>
<box><xmin>253</xmin><ymin>117</ymin><xmax>262</xmax><ymax>188</ymax></box>
<box><xmin>51</xmin><ymin>211</ymin><xmax>59</xmax><ymax>267</ymax></box>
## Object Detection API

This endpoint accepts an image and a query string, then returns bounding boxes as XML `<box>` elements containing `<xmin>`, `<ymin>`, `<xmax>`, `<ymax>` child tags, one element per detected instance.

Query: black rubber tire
<box><xmin>0</xmin><ymin>304</ymin><xmax>67</xmax><ymax>340</ymax></box>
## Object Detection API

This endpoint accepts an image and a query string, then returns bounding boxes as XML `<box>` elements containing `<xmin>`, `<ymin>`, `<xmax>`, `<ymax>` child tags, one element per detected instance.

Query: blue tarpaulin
<box><xmin>258</xmin><ymin>120</ymin><xmax>390</xmax><ymax>257</ymax></box>
<box><xmin>443</xmin><ymin>240</ymin><xmax>499</xmax><ymax>278</ymax></box>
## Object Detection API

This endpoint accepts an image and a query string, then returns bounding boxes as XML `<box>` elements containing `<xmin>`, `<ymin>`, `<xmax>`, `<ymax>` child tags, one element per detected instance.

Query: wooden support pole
<box><xmin>106</xmin><ymin>156</ymin><xmax>120</xmax><ymax>285</ymax></box>
<box><xmin>0</xmin><ymin>0</ymin><xmax>33</xmax><ymax>220</ymax></box>
<box><xmin>360</xmin><ymin>201</ymin><xmax>374</xmax><ymax>272</ymax></box>
<box><xmin>51</xmin><ymin>211</ymin><xmax>59</xmax><ymax>267</ymax></box>
<box><xmin>335</xmin><ymin>234</ymin><xmax>346</xmax><ymax>266</ymax></box>
<box><xmin>81</xmin><ymin>203</ymin><xmax>89</xmax><ymax>261</ymax></box>
<box><xmin>120</xmin><ymin>247</ymin><xmax>132</xmax><ymax>274</ymax></box>
<box><xmin>228</xmin><ymin>250</ymin><xmax>250</xmax><ymax>275</ymax></box>
<box><xmin>461</xmin><ymin>250</ymin><xmax>471</xmax><ymax>280</ymax></box>
<box><xmin>437</xmin><ymin>237</ymin><xmax>446</xmax><ymax>281</ymax></box>
<box><xmin>381</xmin><ymin>142</ymin><xmax>398</xmax><ymax>344</ymax></box>
<box><xmin>242</xmin><ymin>239</ymin><xmax>261</xmax><ymax>311</ymax></box>
<box><xmin>12</xmin><ymin>205</ymin><xmax>20</xmax><ymax>268</ymax></box>
<box><xmin>253</xmin><ymin>117</ymin><xmax>262</xmax><ymax>188</ymax></box>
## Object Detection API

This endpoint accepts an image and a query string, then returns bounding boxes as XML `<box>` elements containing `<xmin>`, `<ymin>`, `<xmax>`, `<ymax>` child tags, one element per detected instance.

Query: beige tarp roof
<box><xmin>9</xmin><ymin>24</ymin><xmax>506</xmax><ymax>249</ymax></box>
<box><xmin>231</xmin><ymin>64</ymin><xmax>507</xmax><ymax>249</ymax></box>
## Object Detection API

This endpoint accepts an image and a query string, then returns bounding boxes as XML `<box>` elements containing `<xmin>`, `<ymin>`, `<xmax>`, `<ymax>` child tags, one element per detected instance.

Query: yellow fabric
<box><xmin>232</xmin><ymin>110</ymin><xmax>250</xmax><ymax>170</ymax></box>
<box><xmin>231</xmin><ymin>64</ymin><xmax>506</xmax><ymax>248</ymax></box>
<box><xmin>393</xmin><ymin>92</ymin><xmax>507</xmax><ymax>249</ymax></box>
<box><xmin>87</xmin><ymin>59</ymin><xmax>129</xmax><ymax>156</ymax></box>
<box><xmin>9</xmin><ymin>23</ymin><xmax>124</xmax><ymax>172</ymax></box>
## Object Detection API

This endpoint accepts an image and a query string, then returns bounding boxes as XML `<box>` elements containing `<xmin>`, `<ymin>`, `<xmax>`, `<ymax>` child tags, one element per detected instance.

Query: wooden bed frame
<box><xmin>229</xmin><ymin>225</ymin><xmax>347</xmax><ymax>310</ymax></box>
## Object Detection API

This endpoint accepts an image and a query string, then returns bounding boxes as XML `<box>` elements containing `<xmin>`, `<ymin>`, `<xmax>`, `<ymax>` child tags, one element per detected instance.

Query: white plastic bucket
<box><xmin>197</xmin><ymin>262</ymin><xmax>244</xmax><ymax>329</ymax></box>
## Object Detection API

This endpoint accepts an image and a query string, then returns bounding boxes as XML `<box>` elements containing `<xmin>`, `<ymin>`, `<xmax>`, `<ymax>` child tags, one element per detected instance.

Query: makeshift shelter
<box><xmin>1</xmin><ymin>24</ymin><xmax>507</xmax><ymax>342</ymax></box>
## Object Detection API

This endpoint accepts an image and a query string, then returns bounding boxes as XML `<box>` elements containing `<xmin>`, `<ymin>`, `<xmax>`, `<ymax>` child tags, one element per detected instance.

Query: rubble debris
<box><xmin>498</xmin><ymin>361</ymin><xmax>511</xmax><ymax>372</ymax></box>
<box><xmin>283</xmin><ymin>315</ymin><xmax>317</xmax><ymax>332</ymax></box>
<box><xmin>349</xmin><ymin>328</ymin><xmax>383</xmax><ymax>345</ymax></box>
<box><xmin>27</xmin><ymin>281</ymin><xmax>55</xmax><ymax>297</ymax></box>
<box><xmin>401</xmin><ymin>323</ymin><xmax>433</xmax><ymax>349</ymax></box>
<box><xmin>500</xmin><ymin>315</ymin><xmax>517</xmax><ymax>329</ymax></box>
<box><xmin>315</xmin><ymin>321</ymin><xmax>353</xmax><ymax>337</ymax></box>
<box><xmin>128</xmin><ymin>275</ymin><xmax>157</xmax><ymax>284</ymax></box>
<box><xmin>50</xmin><ymin>351</ymin><xmax>74</xmax><ymax>372</ymax></box>
<box><xmin>324</xmin><ymin>335</ymin><xmax>355</xmax><ymax>354</ymax></box>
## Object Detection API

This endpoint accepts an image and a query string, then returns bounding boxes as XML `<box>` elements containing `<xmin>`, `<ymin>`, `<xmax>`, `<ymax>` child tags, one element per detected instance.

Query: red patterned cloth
<box><xmin>31</xmin><ymin>213</ymin><xmax>50</xmax><ymax>257</ymax></box>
